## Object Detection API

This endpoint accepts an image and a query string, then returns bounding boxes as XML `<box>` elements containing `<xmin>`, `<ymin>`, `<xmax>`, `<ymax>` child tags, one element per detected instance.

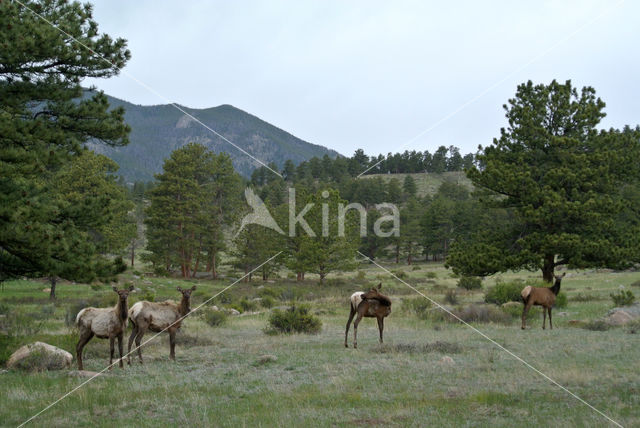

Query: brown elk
<box><xmin>127</xmin><ymin>286</ymin><xmax>196</xmax><ymax>363</ymax></box>
<box><xmin>345</xmin><ymin>283</ymin><xmax>392</xmax><ymax>348</ymax></box>
<box><xmin>75</xmin><ymin>285</ymin><xmax>134</xmax><ymax>370</ymax></box>
<box><xmin>521</xmin><ymin>273</ymin><xmax>565</xmax><ymax>330</ymax></box>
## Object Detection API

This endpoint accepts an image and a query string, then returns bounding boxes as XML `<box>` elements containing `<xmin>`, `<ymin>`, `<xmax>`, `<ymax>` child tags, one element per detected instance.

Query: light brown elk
<box><xmin>127</xmin><ymin>286</ymin><xmax>196</xmax><ymax>363</ymax></box>
<box><xmin>75</xmin><ymin>285</ymin><xmax>134</xmax><ymax>370</ymax></box>
<box><xmin>345</xmin><ymin>283</ymin><xmax>392</xmax><ymax>348</ymax></box>
<box><xmin>521</xmin><ymin>273</ymin><xmax>565</xmax><ymax>330</ymax></box>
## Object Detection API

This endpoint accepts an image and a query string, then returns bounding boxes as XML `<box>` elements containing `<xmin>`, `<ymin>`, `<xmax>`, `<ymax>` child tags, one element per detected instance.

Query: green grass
<box><xmin>1</xmin><ymin>263</ymin><xmax>639</xmax><ymax>426</ymax></box>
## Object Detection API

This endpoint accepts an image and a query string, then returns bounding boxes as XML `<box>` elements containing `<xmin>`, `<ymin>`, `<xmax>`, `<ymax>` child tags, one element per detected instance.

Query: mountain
<box><xmin>86</xmin><ymin>94</ymin><xmax>340</xmax><ymax>182</ymax></box>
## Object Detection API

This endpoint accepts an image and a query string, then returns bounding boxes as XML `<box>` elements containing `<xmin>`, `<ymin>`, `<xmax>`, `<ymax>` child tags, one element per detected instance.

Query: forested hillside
<box><xmin>86</xmin><ymin>94</ymin><xmax>339</xmax><ymax>181</ymax></box>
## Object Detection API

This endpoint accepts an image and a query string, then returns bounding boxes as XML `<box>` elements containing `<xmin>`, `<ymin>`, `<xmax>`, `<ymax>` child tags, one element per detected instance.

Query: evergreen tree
<box><xmin>447</xmin><ymin>80</ymin><xmax>640</xmax><ymax>281</ymax></box>
<box><xmin>403</xmin><ymin>175</ymin><xmax>417</xmax><ymax>198</ymax></box>
<box><xmin>0</xmin><ymin>0</ymin><xmax>130</xmax><ymax>283</ymax></box>
<box><xmin>145</xmin><ymin>143</ymin><xmax>242</xmax><ymax>278</ymax></box>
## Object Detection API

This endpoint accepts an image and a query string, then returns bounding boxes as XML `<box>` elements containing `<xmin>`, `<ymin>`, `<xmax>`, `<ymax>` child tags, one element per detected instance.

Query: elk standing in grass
<box><xmin>521</xmin><ymin>273</ymin><xmax>565</xmax><ymax>330</ymax></box>
<box><xmin>127</xmin><ymin>286</ymin><xmax>196</xmax><ymax>363</ymax></box>
<box><xmin>345</xmin><ymin>283</ymin><xmax>392</xmax><ymax>348</ymax></box>
<box><xmin>75</xmin><ymin>285</ymin><xmax>134</xmax><ymax>370</ymax></box>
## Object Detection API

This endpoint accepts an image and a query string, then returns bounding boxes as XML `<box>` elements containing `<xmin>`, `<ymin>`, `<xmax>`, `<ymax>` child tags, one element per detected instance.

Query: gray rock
<box><xmin>605</xmin><ymin>303</ymin><xmax>640</xmax><ymax>326</ymax></box>
<box><xmin>7</xmin><ymin>342</ymin><xmax>73</xmax><ymax>371</ymax></box>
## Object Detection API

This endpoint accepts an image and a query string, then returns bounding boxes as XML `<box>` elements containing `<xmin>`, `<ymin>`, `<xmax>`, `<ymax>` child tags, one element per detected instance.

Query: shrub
<box><xmin>458</xmin><ymin>276</ymin><xmax>482</xmax><ymax>290</ymax></box>
<box><xmin>624</xmin><ymin>319</ymin><xmax>640</xmax><ymax>334</ymax></box>
<box><xmin>582</xmin><ymin>319</ymin><xmax>611</xmax><ymax>331</ymax></box>
<box><xmin>90</xmin><ymin>283</ymin><xmax>101</xmax><ymax>291</ymax></box>
<box><xmin>555</xmin><ymin>292</ymin><xmax>568</xmax><ymax>308</ymax></box>
<box><xmin>454</xmin><ymin>304</ymin><xmax>512</xmax><ymax>325</ymax></box>
<box><xmin>404</xmin><ymin>297</ymin><xmax>432</xmax><ymax>320</ymax></box>
<box><xmin>279</xmin><ymin>288</ymin><xmax>304</xmax><ymax>302</ymax></box>
<box><xmin>572</xmin><ymin>293</ymin><xmax>598</xmax><ymax>302</ymax></box>
<box><xmin>258</xmin><ymin>287</ymin><xmax>278</xmax><ymax>298</ymax></box>
<box><xmin>411</xmin><ymin>265</ymin><xmax>421</xmax><ymax>271</ymax></box>
<box><xmin>425</xmin><ymin>272</ymin><xmax>437</xmax><ymax>279</ymax></box>
<box><xmin>610</xmin><ymin>290</ymin><xmax>635</xmax><ymax>306</ymax></box>
<box><xmin>356</xmin><ymin>270</ymin><xmax>366</xmax><ymax>281</ymax></box>
<box><xmin>202</xmin><ymin>308</ymin><xmax>227</xmax><ymax>327</ymax></box>
<box><xmin>265</xmin><ymin>305</ymin><xmax>322</xmax><ymax>335</ymax></box>
<box><xmin>485</xmin><ymin>281</ymin><xmax>523</xmax><ymax>305</ymax></box>
<box><xmin>261</xmin><ymin>296</ymin><xmax>275</xmax><ymax>309</ymax></box>
<box><xmin>630</xmin><ymin>280</ymin><xmax>640</xmax><ymax>287</ymax></box>
<box><xmin>444</xmin><ymin>289</ymin><xmax>458</xmax><ymax>305</ymax></box>
<box><xmin>239</xmin><ymin>297</ymin><xmax>258</xmax><ymax>312</ymax></box>
<box><xmin>392</xmin><ymin>270</ymin><xmax>407</xmax><ymax>279</ymax></box>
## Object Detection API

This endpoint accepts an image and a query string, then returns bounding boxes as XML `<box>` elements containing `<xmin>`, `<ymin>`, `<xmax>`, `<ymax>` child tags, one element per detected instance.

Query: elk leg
<box><xmin>521</xmin><ymin>303</ymin><xmax>532</xmax><ymax>330</ymax></box>
<box><xmin>117</xmin><ymin>332</ymin><xmax>124</xmax><ymax>368</ymax></box>
<box><xmin>377</xmin><ymin>317</ymin><xmax>384</xmax><ymax>344</ymax></box>
<box><xmin>169</xmin><ymin>328</ymin><xmax>176</xmax><ymax>361</ymax></box>
<box><xmin>109</xmin><ymin>336</ymin><xmax>115</xmax><ymax>369</ymax></box>
<box><xmin>345</xmin><ymin>307</ymin><xmax>356</xmax><ymax>348</ymax></box>
<box><xmin>127</xmin><ymin>324</ymin><xmax>138</xmax><ymax>365</ymax></box>
<box><xmin>353</xmin><ymin>313</ymin><xmax>364</xmax><ymax>349</ymax></box>
<box><xmin>76</xmin><ymin>331</ymin><xmax>94</xmax><ymax>371</ymax></box>
<box><xmin>542</xmin><ymin>307</ymin><xmax>547</xmax><ymax>330</ymax></box>
<box><xmin>548</xmin><ymin>308</ymin><xmax>553</xmax><ymax>330</ymax></box>
<box><xmin>135</xmin><ymin>328</ymin><xmax>145</xmax><ymax>364</ymax></box>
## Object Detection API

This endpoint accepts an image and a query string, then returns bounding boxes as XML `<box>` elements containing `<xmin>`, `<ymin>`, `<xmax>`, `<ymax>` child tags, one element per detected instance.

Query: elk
<box><xmin>127</xmin><ymin>286</ymin><xmax>196</xmax><ymax>364</ymax></box>
<box><xmin>521</xmin><ymin>273</ymin><xmax>565</xmax><ymax>330</ymax></box>
<box><xmin>345</xmin><ymin>283</ymin><xmax>392</xmax><ymax>348</ymax></box>
<box><xmin>75</xmin><ymin>285</ymin><xmax>134</xmax><ymax>371</ymax></box>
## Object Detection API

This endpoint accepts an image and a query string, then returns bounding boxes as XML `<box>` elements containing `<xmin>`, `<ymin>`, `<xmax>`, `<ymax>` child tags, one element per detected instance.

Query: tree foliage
<box><xmin>0</xmin><ymin>0</ymin><xmax>130</xmax><ymax>282</ymax></box>
<box><xmin>448</xmin><ymin>80</ymin><xmax>640</xmax><ymax>281</ymax></box>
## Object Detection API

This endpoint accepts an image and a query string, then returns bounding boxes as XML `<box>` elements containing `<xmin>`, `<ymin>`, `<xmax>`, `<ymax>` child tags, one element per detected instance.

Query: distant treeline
<box><xmin>250</xmin><ymin>145</ymin><xmax>474</xmax><ymax>186</ymax></box>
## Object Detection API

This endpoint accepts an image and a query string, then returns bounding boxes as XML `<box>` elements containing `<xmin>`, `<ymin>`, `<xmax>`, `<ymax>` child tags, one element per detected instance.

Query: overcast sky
<box><xmin>86</xmin><ymin>0</ymin><xmax>639</xmax><ymax>158</ymax></box>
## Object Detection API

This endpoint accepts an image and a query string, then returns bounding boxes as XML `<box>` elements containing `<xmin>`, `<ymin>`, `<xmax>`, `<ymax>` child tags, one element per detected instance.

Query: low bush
<box><xmin>265</xmin><ymin>305</ymin><xmax>322</xmax><ymax>335</ymax></box>
<box><xmin>453</xmin><ymin>304</ymin><xmax>512</xmax><ymax>325</ymax></box>
<box><xmin>444</xmin><ymin>289</ymin><xmax>459</xmax><ymax>305</ymax></box>
<box><xmin>404</xmin><ymin>297</ymin><xmax>432</xmax><ymax>320</ymax></box>
<box><xmin>356</xmin><ymin>271</ymin><xmax>366</xmax><ymax>281</ymax></box>
<box><xmin>572</xmin><ymin>293</ymin><xmax>599</xmax><ymax>302</ymax></box>
<box><xmin>239</xmin><ymin>297</ymin><xmax>258</xmax><ymax>312</ymax></box>
<box><xmin>582</xmin><ymin>319</ymin><xmax>611</xmax><ymax>331</ymax></box>
<box><xmin>258</xmin><ymin>287</ymin><xmax>278</xmax><ymax>298</ymax></box>
<box><xmin>458</xmin><ymin>276</ymin><xmax>482</xmax><ymax>290</ymax></box>
<box><xmin>630</xmin><ymin>280</ymin><xmax>640</xmax><ymax>287</ymax></box>
<box><xmin>392</xmin><ymin>270</ymin><xmax>407</xmax><ymax>279</ymax></box>
<box><xmin>411</xmin><ymin>265</ymin><xmax>421</xmax><ymax>271</ymax></box>
<box><xmin>202</xmin><ymin>308</ymin><xmax>227</xmax><ymax>327</ymax></box>
<box><xmin>260</xmin><ymin>296</ymin><xmax>275</xmax><ymax>308</ymax></box>
<box><xmin>425</xmin><ymin>272</ymin><xmax>437</xmax><ymax>279</ymax></box>
<box><xmin>624</xmin><ymin>319</ymin><xmax>640</xmax><ymax>334</ymax></box>
<box><xmin>610</xmin><ymin>290</ymin><xmax>635</xmax><ymax>307</ymax></box>
<box><xmin>555</xmin><ymin>292</ymin><xmax>568</xmax><ymax>308</ymax></box>
<box><xmin>484</xmin><ymin>281</ymin><xmax>523</xmax><ymax>305</ymax></box>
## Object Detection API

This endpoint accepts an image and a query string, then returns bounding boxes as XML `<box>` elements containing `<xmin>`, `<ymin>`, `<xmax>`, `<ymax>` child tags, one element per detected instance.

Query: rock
<box><xmin>256</xmin><ymin>354</ymin><xmax>277</xmax><ymax>365</ymax></box>
<box><xmin>7</xmin><ymin>342</ymin><xmax>73</xmax><ymax>371</ymax></box>
<box><xmin>501</xmin><ymin>301</ymin><xmax>522</xmax><ymax>309</ymax></box>
<box><xmin>133</xmin><ymin>275</ymin><xmax>140</xmax><ymax>279</ymax></box>
<box><xmin>68</xmin><ymin>370</ymin><xmax>101</xmax><ymax>378</ymax></box>
<box><xmin>557</xmin><ymin>312</ymin><xmax>569</xmax><ymax>317</ymax></box>
<box><xmin>439</xmin><ymin>356</ymin><xmax>455</xmax><ymax>366</ymax></box>
<box><xmin>605</xmin><ymin>304</ymin><xmax>640</xmax><ymax>326</ymax></box>
<box><xmin>42</xmin><ymin>288</ymin><xmax>51</xmax><ymax>293</ymax></box>
<box><xmin>143</xmin><ymin>280</ymin><xmax>153</xmax><ymax>285</ymax></box>
<box><xmin>211</xmin><ymin>305</ymin><xmax>220</xmax><ymax>311</ymax></box>
<box><xmin>228</xmin><ymin>309</ymin><xmax>240</xmax><ymax>315</ymax></box>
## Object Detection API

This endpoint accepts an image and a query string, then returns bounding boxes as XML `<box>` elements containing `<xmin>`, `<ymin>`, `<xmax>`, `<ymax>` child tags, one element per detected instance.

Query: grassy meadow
<box><xmin>1</xmin><ymin>262</ymin><xmax>639</xmax><ymax>427</ymax></box>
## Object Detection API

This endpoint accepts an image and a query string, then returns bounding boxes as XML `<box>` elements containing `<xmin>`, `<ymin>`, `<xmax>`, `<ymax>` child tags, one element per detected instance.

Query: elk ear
<box><xmin>112</xmin><ymin>286</ymin><xmax>118</xmax><ymax>292</ymax></box>
<box><xmin>191</xmin><ymin>286</ymin><xmax>197</xmax><ymax>291</ymax></box>
<box><xmin>128</xmin><ymin>285</ymin><xmax>135</xmax><ymax>291</ymax></box>
<box><xmin>177</xmin><ymin>286</ymin><xmax>183</xmax><ymax>292</ymax></box>
<box><xmin>377</xmin><ymin>283</ymin><xmax>382</xmax><ymax>290</ymax></box>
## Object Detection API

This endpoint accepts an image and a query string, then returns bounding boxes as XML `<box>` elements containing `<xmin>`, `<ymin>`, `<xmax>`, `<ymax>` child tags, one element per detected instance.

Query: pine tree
<box><xmin>447</xmin><ymin>80</ymin><xmax>640</xmax><ymax>281</ymax></box>
<box><xmin>0</xmin><ymin>0</ymin><xmax>130</xmax><ymax>284</ymax></box>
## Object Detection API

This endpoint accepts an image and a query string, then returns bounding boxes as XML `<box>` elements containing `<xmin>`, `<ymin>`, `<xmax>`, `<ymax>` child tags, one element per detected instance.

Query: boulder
<box><xmin>255</xmin><ymin>354</ymin><xmax>277</xmax><ymax>365</ymax></box>
<box><xmin>7</xmin><ymin>342</ymin><xmax>73</xmax><ymax>371</ymax></box>
<box><xmin>439</xmin><ymin>356</ymin><xmax>455</xmax><ymax>366</ymax></box>
<box><xmin>228</xmin><ymin>308</ymin><xmax>240</xmax><ymax>315</ymax></box>
<box><xmin>605</xmin><ymin>304</ymin><xmax>640</xmax><ymax>326</ymax></box>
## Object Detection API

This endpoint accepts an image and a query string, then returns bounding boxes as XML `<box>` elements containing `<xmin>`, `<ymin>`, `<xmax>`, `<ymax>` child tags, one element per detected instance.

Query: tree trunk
<box><xmin>395</xmin><ymin>244</ymin><xmax>400</xmax><ymax>264</ymax></box>
<box><xmin>542</xmin><ymin>254</ymin><xmax>555</xmax><ymax>283</ymax></box>
<box><xmin>211</xmin><ymin>253</ymin><xmax>217</xmax><ymax>279</ymax></box>
<box><xmin>49</xmin><ymin>276</ymin><xmax>56</xmax><ymax>300</ymax></box>
<box><xmin>130</xmin><ymin>239</ymin><xmax>135</xmax><ymax>267</ymax></box>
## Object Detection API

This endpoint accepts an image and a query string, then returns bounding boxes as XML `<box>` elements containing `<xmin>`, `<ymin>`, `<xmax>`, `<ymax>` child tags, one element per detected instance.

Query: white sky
<box><xmin>86</xmin><ymin>0</ymin><xmax>639</xmax><ymax>158</ymax></box>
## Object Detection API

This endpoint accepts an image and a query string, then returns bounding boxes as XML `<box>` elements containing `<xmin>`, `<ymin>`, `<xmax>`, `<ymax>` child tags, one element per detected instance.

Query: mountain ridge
<box><xmin>87</xmin><ymin>93</ymin><xmax>340</xmax><ymax>181</ymax></box>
